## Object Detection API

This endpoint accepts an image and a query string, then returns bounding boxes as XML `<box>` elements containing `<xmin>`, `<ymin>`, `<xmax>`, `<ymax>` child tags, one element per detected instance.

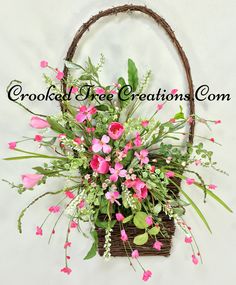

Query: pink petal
<box><xmin>101</xmin><ymin>135</ymin><xmax>110</xmax><ymax>144</ymax></box>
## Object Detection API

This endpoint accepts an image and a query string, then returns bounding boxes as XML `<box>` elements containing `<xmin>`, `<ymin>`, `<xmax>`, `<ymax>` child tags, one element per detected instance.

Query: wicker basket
<box><xmin>61</xmin><ymin>5</ymin><xmax>195</xmax><ymax>257</ymax></box>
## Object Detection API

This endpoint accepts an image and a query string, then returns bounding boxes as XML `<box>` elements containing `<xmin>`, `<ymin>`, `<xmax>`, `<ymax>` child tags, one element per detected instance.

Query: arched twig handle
<box><xmin>61</xmin><ymin>4</ymin><xmax>195</xmax><ymax>143</ymax></box>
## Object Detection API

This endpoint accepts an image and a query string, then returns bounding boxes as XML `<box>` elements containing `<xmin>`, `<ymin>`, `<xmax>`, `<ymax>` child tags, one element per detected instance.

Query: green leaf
<box><xmin>96</xmin><ymin>104</ymin><xmax>109</xmax><ymax>111</ymax></box>
<box><xmin>148</xmin><ymin>226</ymin><xmax>160</xmax><ymax>236</ymax></box>
<box><xmin>47</xmin><ymin>117</ymin><xmax>73</xmax><ymax>138</ymax></box>
<box><xmin>121</xmin><ymin>150</ymin><xmax>134</xmax><ymax>167</ymax></box>
<box><xmin>133</xmin><ymin>212</ymin><xmax>148</xmax><ymax>229</ymax></box>
<box><xmin>128</xmin><ymin>59</ymin><xmax>139</xmax><ymax>91</ymax></box>
<box><xmin>64</xmin><ymin>60</ymin><xmax>84</xmax><ymax>70</ymax></box>
<box><xmin>118</xmin><ymin>77</ymin><xmax>130</xmax><ymax>109</ymax></box>
<box><xmin>79</xmin><ymin>74</ymin><xmax>93</xmax><ymax>81</ymax></box>
<box><xmin>133</xmin><ymin>232</ymin><xmax>148</xmax><ymax>245</ymax></box>
<box><xmin>95</xmin><ymin>219</ymin><xmax>116</xmax><ymax>229</ymax></box>
<box><xmin>84</xmin><ymin>231</ymin><xmax>98</xmax><ymax>260</ymax></box>
<box><xmin>122</xmin><ymin>215</ymin><xmax>133</xmax><ymax>224</ymax></box>
<box><xmin>153</xmin><ymin>204</ymin><xmax>162</xmax><ymax>215</ymax></box>
<box><xmin>180</xmin><ymin>188</ymin><xmax>212</xmax><ymax>233</ymax></box>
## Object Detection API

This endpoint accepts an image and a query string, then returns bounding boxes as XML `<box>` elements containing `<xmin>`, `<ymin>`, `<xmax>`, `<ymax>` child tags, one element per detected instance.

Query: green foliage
<box><xmin>133</xmin><ymin>232</ymin><xmax>148</xmax><ymax>245</ymax></box>
<box><xmin>133</xmin><ymin>212</ymin><xmax>148</xmax><ymax>229</ymax></box>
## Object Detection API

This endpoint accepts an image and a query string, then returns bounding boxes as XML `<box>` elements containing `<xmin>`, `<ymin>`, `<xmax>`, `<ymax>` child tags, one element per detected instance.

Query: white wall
<box><xmin>0</xmin><ymin>0</ymin><xmax>235</xmax><ymax>284</ymax></box>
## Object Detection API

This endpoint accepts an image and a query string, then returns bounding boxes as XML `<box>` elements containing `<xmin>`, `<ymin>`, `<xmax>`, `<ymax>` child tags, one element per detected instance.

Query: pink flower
<box><xmin>153</xmin><ymin>240</ymin><xmax>163</xmax><ymax>251</ymax></box>
<box><xmin>186</xmin><ymin>178</ymin><xmax>195</xmax><ymax>185</ymax></box>
<box><xmin>34</xmin><ymin>135</ymin><xmax>43</xmax><ymax>142</ymax></box>
<box><xmin>165</xmin><ymin>171</ymin><xmax>175</xmax><ymax>178</ymax></box>
<box><xmin>187</xmin><ymin>117</ymin><xmax>194</xmax><ymax>124</ymax></box>
<box><xmin>120</xmin><ymin>229</ymin><xmax>128</xmax><ymax>241</ymax></box>
<box><xmin>141</xmin><ymin>120</ymin><xmax>149</xmax><ymax>127</ymax></box>
<box><xmin>90</xmin><ymin>154</ymin><xmax>109</xmax><ymax>174</ymax></box>
<box><xmin>133</xmin><ymin>178</ymin><xmax>148</xmax><ymax>200</ymax></box>
<box><xmin>49</xmin><ymin>206</ymin><xmax>61</xmax><ymax>213</ymax></box>
<box><xmin>70</xmin><ymin>221</ymin><xmax>78</xmax><ymax>229</ymax></box>
<box><xmin>56</xmin><ymin>70</ymin><xmax>64</xmax><ymax>80</ymax></box>
<box><xmin>116</xmin><ymin>213</ymin><xmax>125</xmax><ymax>222</ymax></box>
<box><xmin>64</xmin><ymin>242</ymin><xmax>71</xmax><ymax>249</ymax></box>
<box><xmin>146</xmin><ymin>216</ymin><xmax>153</xmax><ymax>226</ymax></box>
<box><xmin>215</xmin><ymin>120</ymin><xmax>221</xmax><ymax>124</ymax></box>
<box><xmin>135</xmin><ymin>149</ymin><xmax>149</xmax><ymax>165</ymax></box>
<box><xmin>109</xmin><ymin>163</ymin><xmax>127</xmax><ymax>182</ymax></box>
<box><xmin>169</xmin><ymin>118</ymin><xmax>176</xmax><ymax>123</ymax></box>
<box><xmin>74</xmin><ymin>137</ymin><xmax>83</xmax><ymax>145</ymax></box>
<box><xmin>86</xmin><ymin>127</ymin><xmax>95</xmax><ymax>133</ymax></box>
<box><xmin>195</xmin><ymin>159</ymin><xmax>201</xmax><ymax>166</ymax></box>
<box><xmin>123</xmin><ymin>141</ymin><xmax>133</xmax><ymax>155</ymax></box>
<box><xmin>95</xmin><ymin>87</ymin><xmax>105</xmax><ymax>95</ymax></box>
<box><xmin>92</xmin><ymin>135</ymin><xmax>112</xmax><ymax>154</ymax></box>
<box><xmin>185</xmin><ymin>236</ymin><xmax>193</xmax><ymax>243</ymax></box>
<box><xmin>36</xmin><ymin>226</ymin><xmax>43</xmax><ymax>236</ymax></box>
<box><xmin>209</xmin><ymin>184</ymin><xmax>217</xmax><ymax>190</ymax></box>
<box><xmin>134</xmin><ymin>132</ymin><xmax>142</xmax><ymax>147</ymax></box>
<box><xmin>68</xmin><ymin>86</ymin><xmax>78</xmax><ymax>94</ymax></box>
<box><xmin>157</xmin><ymin>103</ymin><xmax>164</xmax><ymax>111</ymax></box>
<box><xmin>105</xmin><ymin>191</ymin><xmax>120</xmax><ymax>205</ymax></box>
<box><xmin>8</xmin><ymin>141</ymin><xmax>17</xmax><ymax>149</ymax></box>
<box><xmin>78</xmin><ymin>200</ymin><xmax>85</xmax><ymax>209</ymax></box>
<box><xmin>30</xmin><ymin>116</ymin><xmax>49</xmax><ymax>129</ymax></box>
<box><xmin>192</xmin><ymin>254</ymin><xmax>199</xmax><ymax>265</ymax></box>
<box><xmin>76</xmin><ymin>105</ymin><xmax>97</xmax><ymax>123</ymax></box>
<box><xmin>210</xmin><ymin>137</ymin><xmax>215</xmax><ymax>143</ymax></box>
<box><xmin>108</xmin><ymin>122</ymin><xmax>124</xmax><ymax>140</ymax></box>
<box><xmin>131</xmin><ymin>249</ymin><xmax>139</xmax><ymax>259</ymax></box>
<box><xmin>65</xmin><ymin>191</ymin><xmax>75</xmax><ymax>199</ymax></box>
<box><xmin>142</xmin><ymin>270</ymin><xmax>152</xmax><ymax>282</ymax></box>
<box><xmin>21</xmin><ymin>174</ymin><xmax>44</xmax><ymax>189</ymax></box>
<box><xmin>171</xmin><ymin>88</ymin><xmax>178</xmax><ymax>94</ymax></box>
<box><xmin>60</xmin><ymin>267</ymin><xmax>72</xmax><ymax>275</ymax></box>
<box><xmin>150</xmin><ymin>165</ymin><xmax>156</xmax><ymax>173</ymax></box>
<box><xmin>40</xmin><ymin>60</ymin><xmax>48</xmax><ymax>68</ymax></box>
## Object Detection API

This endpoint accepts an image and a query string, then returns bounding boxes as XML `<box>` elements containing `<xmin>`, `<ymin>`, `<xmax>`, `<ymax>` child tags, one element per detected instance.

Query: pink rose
<box><xmin>90</xmin><ymin>154</ymin><xmax>109</xmax><ymax>174</ymax></box>
<box><xmin>108</xmin><ymin>122</ymin><xmax>124</xmax><ymax>140</ymax></box>
<box><xmin>21</xmin><ymin>174</ymin><xmax>44</xmax><ymax>189</ymax></box>
<box><xmin>30</xmin><ymin>116</ymin><xmax>49</xmax><ymax>129</ymax></box>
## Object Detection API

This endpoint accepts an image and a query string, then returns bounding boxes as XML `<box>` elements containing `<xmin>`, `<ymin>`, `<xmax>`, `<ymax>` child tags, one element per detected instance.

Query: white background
<box><xmin>0</xmin><ymin>0</ymin><xmax>236</xmax><ymax>284</ymax></box>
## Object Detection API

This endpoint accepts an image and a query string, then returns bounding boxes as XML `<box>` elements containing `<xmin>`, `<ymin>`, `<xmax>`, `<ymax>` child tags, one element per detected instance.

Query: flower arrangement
<box><xmin>4</xmin><ymin>55</ymin><xmax>232</xmax><ymax>282</ymax></box>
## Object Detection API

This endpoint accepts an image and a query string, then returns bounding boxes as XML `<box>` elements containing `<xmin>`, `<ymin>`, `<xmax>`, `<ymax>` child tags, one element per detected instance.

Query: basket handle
<box><xmin>61</xmin><ymin>4</ymin><xmax>195</xmax><ymax>144</ymax></box>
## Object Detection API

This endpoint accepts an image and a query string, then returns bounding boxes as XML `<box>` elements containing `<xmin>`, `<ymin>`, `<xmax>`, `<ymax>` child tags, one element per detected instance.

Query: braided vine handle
<box><xmin>61</xmin><ymin>4</ymin><xmax>195</xmax><ymax>143</ymax></box>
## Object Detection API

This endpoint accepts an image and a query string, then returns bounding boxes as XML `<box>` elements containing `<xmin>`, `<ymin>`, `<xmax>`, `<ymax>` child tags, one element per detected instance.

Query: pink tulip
<box><xmin>70</xmin><ymin>221</ymin><xmax>78</xmax><ymax>229</ymax></box>
<box><xmin>145</xmin><ymin>216</ymin><xmax>153</xmax><ymax>226</ymax></box>
<box><xmin>186</xmin><ymin>178</ymin><xmax>195</xmax><ymax>185</ymax></box>
<box><xmin>131</xmin><ymin>249</ymin><xmax>139</xmax><ymax>259</ymax></box>
<box><xmin>34</xmin><ymin>135</ymin><xmax>43</xmax><ymax>142</ymax></box>
<box><xmin>108</xmin><ymin>122</ymin><xmax>124</xmax><ymax>140</ymax></box>
<box><xmin>209</xmin><ymin>184</ymin><xmax>217</xmax><ymax>190</ymax></box>
<box><xmin>40</xmin><ymin>60</ymin><xmax>48</xmax><ymax>68</ymax></box>
<box><xmin>141</xmin><ymin>120</ymin><xmax>149</xmax><ymax>127</ymax></box>
<box><xmin>60</xmin><ymin>267</ymin><xmax>72</xmax><ymax>275</ymax></box>
<box><xmin>116</xmin><ymin>213</ymin><xmax>125</xmax><ymax>222</ymax></box>
<box><xmin>21</xmin><ymin>174</ymin><xmax>44</xmax><ymax>189</ymax></box>
<box><xmin>157</xmin><ymin>103</ymin><xmax>164</xmax><ymax>111</ymax></box>
<box><xmin>165</xmin><ymin>171</ymin><xmax>175</xmax><ymax>178</ymax></box>
<box><xmin>142</xmin><ymin>270</ymin><xmax>152</xmax><ymax>282</ymax></box>
<box><xmin>153</xmin><ymin>240</ymin><xmax>163</xmax><ymax>251</ymax></box>
<box><xmin>90</xmin><ymin>154</ymin><xmax>109</xmax><ymax>174</ymax></box>
<box><xmin>36</xmin><ymin>226</ymin><xmax>43</xmax><ymax>236</ymax></box>
<box><xmin>120</xmin><ymin>229</ymin><xmax>128</xmax><ymax>241</ymax></box>
<box><xmin>134</xmin><ymin>132</ymin><xmax>142</xmax><ymax>147</ymax></box>
<box><xmin>135</xmin><ymin>149</ymin><xmax>149</xmax><ymax>165</ymax></box>
<box><xmin>76</xmin><ymin>105</ymin><xmax>97</xmax><ymax>123</ymax></box>
<box><xmin>109</xmin><ymin>163</ymin><xmax>127</xmax><ymax>182</ymax></box>
<box><xmin>30</xmin><ymin>116</ymin><xmax>49</xmax><ymax>129</ymax></box>
<box><xmin>8</xmin><ymin>141</ymin><xmax>17</xmax><ymax>149</ymax></box>
<box><xmin>192</xmin><ymin>254</ymin><xmax>199</xmax><ymax>265</ymax></box>
<box><xmin>92</xmin><ymin>135</ymin><xmax>112</xmax><ymax>154</ymax></box>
